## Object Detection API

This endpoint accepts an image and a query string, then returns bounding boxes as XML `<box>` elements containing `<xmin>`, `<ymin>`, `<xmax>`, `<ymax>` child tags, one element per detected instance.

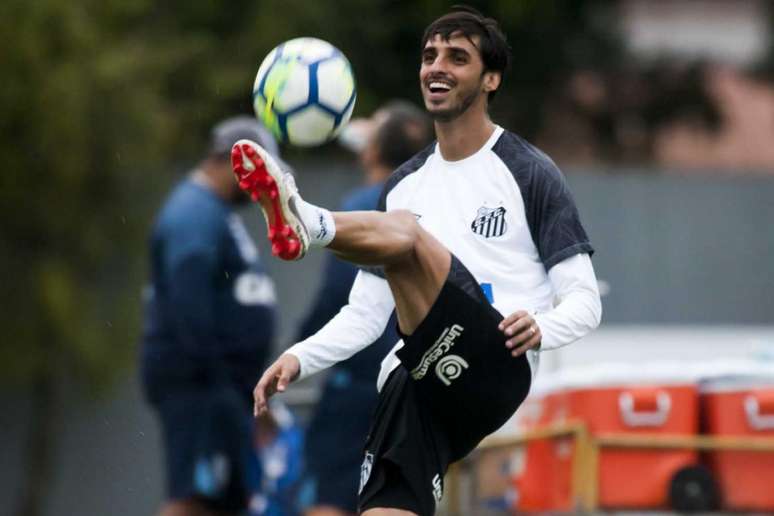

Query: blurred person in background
<box><xmin>296</xmin><ymin>101</ymin><xmax>433</xmax><ymax>516</ymax></box>
<box><xmin>250</xmin><ymin>402</ymin><xmax>305</xmax><ymax>516</ymax></box>
<box><xmin>140</xmin><ymin>116</ymin><xmax>280</xmax><ymax>516</ymax></box>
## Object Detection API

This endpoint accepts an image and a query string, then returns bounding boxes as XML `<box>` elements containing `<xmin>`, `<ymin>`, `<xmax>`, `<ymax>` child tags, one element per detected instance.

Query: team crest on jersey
<box><xmin>471</xmin><ymin>206</ymin><xmax>507</xmax><ymax>238</ymax></box>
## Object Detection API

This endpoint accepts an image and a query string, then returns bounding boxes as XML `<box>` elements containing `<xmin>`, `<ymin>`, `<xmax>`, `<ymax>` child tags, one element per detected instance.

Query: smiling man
<box><xmin>232</xmin><ymin>6</ymin><xmax>602</xmax><ymax>516</ymax></box>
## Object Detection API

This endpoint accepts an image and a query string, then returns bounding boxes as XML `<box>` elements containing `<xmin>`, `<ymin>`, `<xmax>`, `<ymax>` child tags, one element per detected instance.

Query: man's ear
<box><xmin>483</xmin><ymin>71</ymin><xmax>501</xmax><ymax>94</ymax></box>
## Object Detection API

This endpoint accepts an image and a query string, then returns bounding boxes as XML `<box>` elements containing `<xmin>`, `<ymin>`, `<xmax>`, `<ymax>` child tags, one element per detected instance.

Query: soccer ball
<box><xmin>252</xmin><ymin>37</ymin><xmax>356</xmax><ymax>147</ymax></box>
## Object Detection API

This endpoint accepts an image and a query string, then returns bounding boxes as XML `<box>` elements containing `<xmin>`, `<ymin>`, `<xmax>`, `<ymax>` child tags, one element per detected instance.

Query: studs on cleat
<box><xmin>286</xmin><ymin>241</ymin><xmax>300</xmax><ymax>256</ymax></box>
<box><xmin>268</xmin><ymin>226</ymin><xmax>300</xmax><ymax>259</ymax></box>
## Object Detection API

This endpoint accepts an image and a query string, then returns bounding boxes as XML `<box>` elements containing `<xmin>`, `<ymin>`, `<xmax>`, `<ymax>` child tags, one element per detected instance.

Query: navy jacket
<box><xmin>141</xmin><ymin>179</ymin><xmax>276</xmax><ymax>402</ymax></box>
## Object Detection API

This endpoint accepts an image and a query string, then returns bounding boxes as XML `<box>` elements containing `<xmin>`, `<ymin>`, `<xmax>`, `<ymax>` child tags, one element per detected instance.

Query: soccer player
<box><xmin>140</xmin><ymin>117</ymin><xmax>280</xmax><ymax>516</ymax></box>
<box><xmin>233</xmin><ymin>6</ymin><xmax>602</xmax><ymax>516</ymax></box>
<box><xmin>297</xmin><ymin>101</ymin><xmax>432</xmax><ymax>516</ymax></box>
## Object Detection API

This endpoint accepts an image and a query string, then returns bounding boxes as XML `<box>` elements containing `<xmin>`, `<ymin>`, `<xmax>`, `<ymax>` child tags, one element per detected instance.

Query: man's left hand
<box><xmin>499</xmin><ymin>310</ymin><xmax>541</xmax><ymax>357</ymax></box>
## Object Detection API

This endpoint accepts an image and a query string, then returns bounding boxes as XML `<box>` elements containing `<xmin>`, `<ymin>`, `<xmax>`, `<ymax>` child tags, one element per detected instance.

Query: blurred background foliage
<box><xmin>1</xmin><ymin>0</ymin><xmax>773</xmax><ymax>391</ymax></box>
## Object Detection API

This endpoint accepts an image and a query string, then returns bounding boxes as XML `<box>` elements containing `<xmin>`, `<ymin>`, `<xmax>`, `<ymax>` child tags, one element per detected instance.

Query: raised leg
<box><xmin>231</xmin><ymin>139</ymin><xmax>451</xmax><ymax>335</ymax></box>
<box><xmin>329</xmin><ymin>209</ymin><xmax>450</xmax><ymax>335</ymax></box>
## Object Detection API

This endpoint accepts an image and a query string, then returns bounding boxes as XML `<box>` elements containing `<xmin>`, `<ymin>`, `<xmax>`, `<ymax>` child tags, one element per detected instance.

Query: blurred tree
<box><xmin>0</xmin><ymin>1</ymin><xmax>177</xmax><ymax>514</ymax></box>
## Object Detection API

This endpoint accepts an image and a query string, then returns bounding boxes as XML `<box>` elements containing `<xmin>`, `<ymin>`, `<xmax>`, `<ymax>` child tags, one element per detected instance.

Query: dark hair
<box><xmin>421</xmin><ymin>5</ymin><xmax>511</xmax><ymax>100</ymax></box>
<box><xmin>373</xmin><ymin>101</ymin><xmax>433</xmax><ymax>169</ymax></box>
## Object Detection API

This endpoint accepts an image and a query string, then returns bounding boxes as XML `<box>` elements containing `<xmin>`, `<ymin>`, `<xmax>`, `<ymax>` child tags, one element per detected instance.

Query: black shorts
<box><xmin>154</xmin><ymin>383</ymin><xmax>257</xmax><ymax>513</ymax></box>
<box><xmin>358</xmin><ymin>255</ymin><xmax>532</xmax><ymax>515</ymax></box>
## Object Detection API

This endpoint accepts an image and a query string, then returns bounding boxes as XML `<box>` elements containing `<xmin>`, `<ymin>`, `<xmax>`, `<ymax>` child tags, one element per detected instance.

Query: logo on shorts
<box><xmin>410</xmin><ymin>324</ymin><xmax>464</xmax><ymax>380</ymax></box>
<box><xmin>432</xmin><ymin>474</ymin><xmax>443</xmax><ymax>504</ymax></box>
<box><xmin>471</xmin><ymin>206</ymin><xmax>507</xmax><ymax>238</ymax></box>
<box><xmin>435</xmin><ymin>355</ymin><xmax>469</xmax><ymax>386</ymax></box>
<box><xmin>358</xmin><ymin>451</ymin><xmax>374</xmax><ymax>494</ymax></box>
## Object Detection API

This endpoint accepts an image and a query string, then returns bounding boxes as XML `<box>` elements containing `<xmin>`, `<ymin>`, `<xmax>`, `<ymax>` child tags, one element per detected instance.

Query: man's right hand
<box><xmin>253</xmin><ymin>353</ymin><xmax>300</xmax><ymax>416</ymax></box>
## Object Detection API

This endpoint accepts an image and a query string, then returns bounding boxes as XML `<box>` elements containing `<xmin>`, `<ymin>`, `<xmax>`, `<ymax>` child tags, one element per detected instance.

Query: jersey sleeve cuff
<box><xmin>283</xmin><ymin>347</ymin><xmax>310</xmax><ymax>381</ymax></box>
<box><xmin>532</xmin><ymin>312</ymin><xmax>558</xmax><ymax>351</ymax></box>
<box><xmin>543</xmin><ymin>242</ymin><xmax>594</xmax><ymax>271</ymax></box>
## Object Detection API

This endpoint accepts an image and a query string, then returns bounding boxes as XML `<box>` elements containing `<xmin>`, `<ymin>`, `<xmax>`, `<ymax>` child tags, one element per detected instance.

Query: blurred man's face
<box><xmin>359</xmin><ymin>141</ymin><xmax>391</xmax><ymax>185</ymax></box>
<box><xmin>419</xmin><ymin>33</ymin><xmax>487</xmax><ymax>121</ymax></box>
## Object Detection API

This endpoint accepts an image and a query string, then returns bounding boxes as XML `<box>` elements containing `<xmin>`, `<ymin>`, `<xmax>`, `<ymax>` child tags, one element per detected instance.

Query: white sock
<box><xmin>295</xmin><ymin>198</ymin><xmax>336</xmax><ymax>247</ymax></box>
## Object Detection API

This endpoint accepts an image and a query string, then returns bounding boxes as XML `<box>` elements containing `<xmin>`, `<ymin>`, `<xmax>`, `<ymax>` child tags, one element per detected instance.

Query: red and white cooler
<box><xmin>564</xmin><ymin>363</ymin><xmax>700</xmax><ymax>510</ymax></box>
<box><xmin>512</xmin><ymin>362</ymin><xmax>701</xmax><ymax>512</ymax></box>
<box><xmin>700</xmin><ymin>359</ymin><xmax>774</xmax><ymax>512</ymax></box>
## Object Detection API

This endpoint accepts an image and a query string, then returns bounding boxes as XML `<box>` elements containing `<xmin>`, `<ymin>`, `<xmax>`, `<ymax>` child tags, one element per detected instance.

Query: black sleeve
<box><xmin>492</xmin><ymin>132</ymin><xmax>593</xmax><ymax>270</ymax></box>
<box><xmin>524</xmin><ymin>161</ymin><xmax>594</xmax><ymax>269</ymax></box>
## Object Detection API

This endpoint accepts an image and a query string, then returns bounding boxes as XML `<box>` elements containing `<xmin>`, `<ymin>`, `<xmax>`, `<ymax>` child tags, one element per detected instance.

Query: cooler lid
<box><xmin>532</xmin><ymin>358</ymin><xmax>774</xmax><ymax>395</ymax></box>
<box><xmin>531</xmin><ymin>360</ymin><xmax>701</xmax><ymax>394</ymax></box>
<box><xmin>695</xmin><ymin>358</ymin><xmax>774</xmax><ymax>392</ymax></box>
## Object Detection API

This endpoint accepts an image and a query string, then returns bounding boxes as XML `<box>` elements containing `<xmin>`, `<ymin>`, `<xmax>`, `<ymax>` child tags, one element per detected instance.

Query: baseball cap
<box><xmin>209</xmin><ymin>115</ymin><xmax>285</xmax><ymax>165</ymax></box>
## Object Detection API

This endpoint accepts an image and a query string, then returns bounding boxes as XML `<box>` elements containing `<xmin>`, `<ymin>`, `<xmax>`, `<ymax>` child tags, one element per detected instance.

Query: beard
<box><xmin>426</xmin><ymin>79</ymin><xmax>483</xmax><ymax>122</ymax></box>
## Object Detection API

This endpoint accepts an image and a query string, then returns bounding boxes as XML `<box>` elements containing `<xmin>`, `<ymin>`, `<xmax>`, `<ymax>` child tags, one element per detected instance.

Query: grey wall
<box><xmin>3</xmin><ymin>166</ymin><xmax>774</xmax><ymax>516</ymax></box>
<box><xmin>571</xmin><ymin>172</ymin><xmax>774</xmax><ymax>324</ymax></box>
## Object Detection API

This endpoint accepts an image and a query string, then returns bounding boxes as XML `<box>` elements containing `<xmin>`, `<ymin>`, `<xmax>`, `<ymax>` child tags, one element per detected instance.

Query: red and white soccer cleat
<box><xmin>231</xmin><ymin>139</ymin><xmax>310</xmax><ymax>260</ymax></box>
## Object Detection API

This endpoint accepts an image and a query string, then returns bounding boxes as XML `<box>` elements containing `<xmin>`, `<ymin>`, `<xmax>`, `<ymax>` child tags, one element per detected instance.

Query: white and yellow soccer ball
<box><xmin>252</xmin><ymin>37</ymin><xmax>356</xmax><ymax>147</ymax></box>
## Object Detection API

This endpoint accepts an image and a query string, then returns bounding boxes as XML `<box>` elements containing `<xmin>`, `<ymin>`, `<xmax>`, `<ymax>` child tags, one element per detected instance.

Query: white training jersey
<box><xmin>287</xmin><ymin>125</ymin><xmax>599</xmax><ymax>390</ymax></box>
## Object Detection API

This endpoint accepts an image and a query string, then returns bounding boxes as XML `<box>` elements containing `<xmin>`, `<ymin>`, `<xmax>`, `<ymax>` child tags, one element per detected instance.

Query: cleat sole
<box><xmin>231</xmin><ymin>141</ymin><xmax>307</xmax><ymax>260</ymax></box>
